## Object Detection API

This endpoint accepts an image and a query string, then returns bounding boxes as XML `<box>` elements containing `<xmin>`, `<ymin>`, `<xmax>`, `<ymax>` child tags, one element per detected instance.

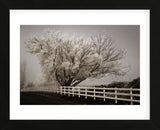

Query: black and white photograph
<box><xmin>20</xmin><ymin>25</ymin><xmax>140</xmax><ymax>105</ymax></box>
<box><xmin>9</xmin><ymin>10</ymin><xmax>149</xmax><ymax>120</ymax></box>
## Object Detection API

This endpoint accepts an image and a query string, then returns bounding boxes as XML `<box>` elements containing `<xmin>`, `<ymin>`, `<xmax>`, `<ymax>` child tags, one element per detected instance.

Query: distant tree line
<box><xmin>95</xmin><ymin>77</ymin><xmax>140</xmax><ymax>88</ymax></box>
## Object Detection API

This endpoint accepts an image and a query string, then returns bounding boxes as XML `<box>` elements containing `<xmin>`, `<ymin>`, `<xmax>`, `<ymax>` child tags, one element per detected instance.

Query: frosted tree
<box><xmin>25</xmin><ymin>30</ymin><xmax>127</xmax><ymax>86</ymax></box>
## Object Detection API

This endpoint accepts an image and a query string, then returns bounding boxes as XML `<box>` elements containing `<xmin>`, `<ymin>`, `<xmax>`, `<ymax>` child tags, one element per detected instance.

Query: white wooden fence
<box><xmin>57</xmin><ymin>86</ymin><xmax>140</xmax><ymax>104</ymax></box>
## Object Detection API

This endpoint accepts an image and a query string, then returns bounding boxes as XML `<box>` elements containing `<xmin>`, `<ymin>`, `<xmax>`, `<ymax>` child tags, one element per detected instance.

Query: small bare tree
<box><xmin>26</xmin><ymin>30</ymin><xmax>127</xmax><ymax>86</ymax></box>
<box><xmin>20</xmin><ymin>60</ymin><xmax>26</xmax><ymax>89</ymax></box>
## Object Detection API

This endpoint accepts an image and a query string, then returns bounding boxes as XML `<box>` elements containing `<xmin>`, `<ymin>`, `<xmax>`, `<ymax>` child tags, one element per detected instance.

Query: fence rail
<box><xmin>57</xmin><ymin>86</ymin><xmax>140</xmax><ymax>104</ymax></box>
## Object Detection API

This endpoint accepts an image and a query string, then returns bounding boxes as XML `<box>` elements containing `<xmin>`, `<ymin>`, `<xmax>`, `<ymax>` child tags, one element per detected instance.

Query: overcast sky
<box><xmin>20</xmin><ymin>25</ymin><xmax>140</xmax><ymax>85</ymax></box>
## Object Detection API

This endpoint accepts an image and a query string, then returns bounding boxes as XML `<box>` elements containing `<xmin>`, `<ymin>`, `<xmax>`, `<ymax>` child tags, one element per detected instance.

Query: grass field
<box><xmin>20</xmin><ymin>92</ymin><xmax>139</xmax><ymax>105</ymax></box>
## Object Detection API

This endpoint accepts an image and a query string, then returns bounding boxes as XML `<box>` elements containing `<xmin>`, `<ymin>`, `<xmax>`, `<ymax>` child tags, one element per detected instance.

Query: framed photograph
<box><xmin>1</xmin><ymin>0</ymin><xmax>158</xmax><ymax>129</ymax></box>
<box><xmin>9</xmin><ymin>10</ymin><xmax>149</xmax><ymax>120</ymax></box>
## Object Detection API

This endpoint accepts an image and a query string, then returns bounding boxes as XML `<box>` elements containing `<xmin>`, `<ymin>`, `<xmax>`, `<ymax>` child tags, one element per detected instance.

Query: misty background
<box><xmin>20</xmin><ymin>25</ymin><xmax>140</xmax><ymax>86</ymax></box>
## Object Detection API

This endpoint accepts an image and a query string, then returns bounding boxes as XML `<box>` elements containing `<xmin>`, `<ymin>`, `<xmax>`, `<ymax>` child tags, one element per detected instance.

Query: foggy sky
<box><xmin>20</xmin><ymin>25</ymin><xmax>140</xmax><ymax>85</ymax></box>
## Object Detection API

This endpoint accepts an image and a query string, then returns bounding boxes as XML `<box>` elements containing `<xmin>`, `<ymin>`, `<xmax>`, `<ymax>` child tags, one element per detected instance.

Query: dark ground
<box><xmin>20</xmin><ymin>92</ymin><xmax>139</xmax><ymax>105</ymax></box>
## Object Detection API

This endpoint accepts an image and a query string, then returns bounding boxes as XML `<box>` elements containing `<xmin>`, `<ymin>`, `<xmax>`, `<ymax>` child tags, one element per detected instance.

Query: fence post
<box><xmin>57</xmin><ymin>88</ymin><xmax>58</xmax><ymax>94</ymax></box>
<box><xmin>130</xmin><ymin>88</ymin><xmax>133</xmax><ymax>105</ymax></box>
<box><xmin>103</xmin><ymin>88</ymin><xmax>105</xmax><ymax>102</ymax></box>
<box><xmin>68</xmin><ymin>87</ymin><xmax>70</xmax><ymax>96</ymax></box>
<box><xmin>94</xmin><ymin>88</ymin><xmax>96</xmax><ymax>100</ymax></box>
<box><xmin>115</xmin><ymin>87</ymin><xmax>117</xmax><ymax>104</ymax></box>
<box><xmin>85</xmin><ymin>88</ymin><xmax>87</xmax><ymax>99</ymax></box>
<box><xmin>78</xmin><ymin>87</ymin><xmax>80</xmax><ymax>98</ymax></box>
<box><xmin>64</xmin><ymin>86</ymin><xmax>65</xmax><ymax>95</ymax></box>
<box><xmin>72</xmin><ymin>87</ymin><xmax>74</xmax><ymax>97</ymax></box>
<box><xmin>60</xmin><ymin>86</ymin><xmax>62</xmax><ymax>95</ymax></box>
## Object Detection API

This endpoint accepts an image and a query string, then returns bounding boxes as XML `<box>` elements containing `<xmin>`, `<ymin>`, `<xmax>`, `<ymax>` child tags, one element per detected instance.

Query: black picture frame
<box><xmin>0</xmin><ymin>0</ymin><xmax>159</xmax><ymax>129</ymax></box>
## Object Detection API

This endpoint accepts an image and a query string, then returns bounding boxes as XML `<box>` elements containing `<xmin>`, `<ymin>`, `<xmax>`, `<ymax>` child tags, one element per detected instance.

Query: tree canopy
<box><xmin>26</xmin><ymin>30</ymin><xmax>127</xmax><ymax>86</ymax></box>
